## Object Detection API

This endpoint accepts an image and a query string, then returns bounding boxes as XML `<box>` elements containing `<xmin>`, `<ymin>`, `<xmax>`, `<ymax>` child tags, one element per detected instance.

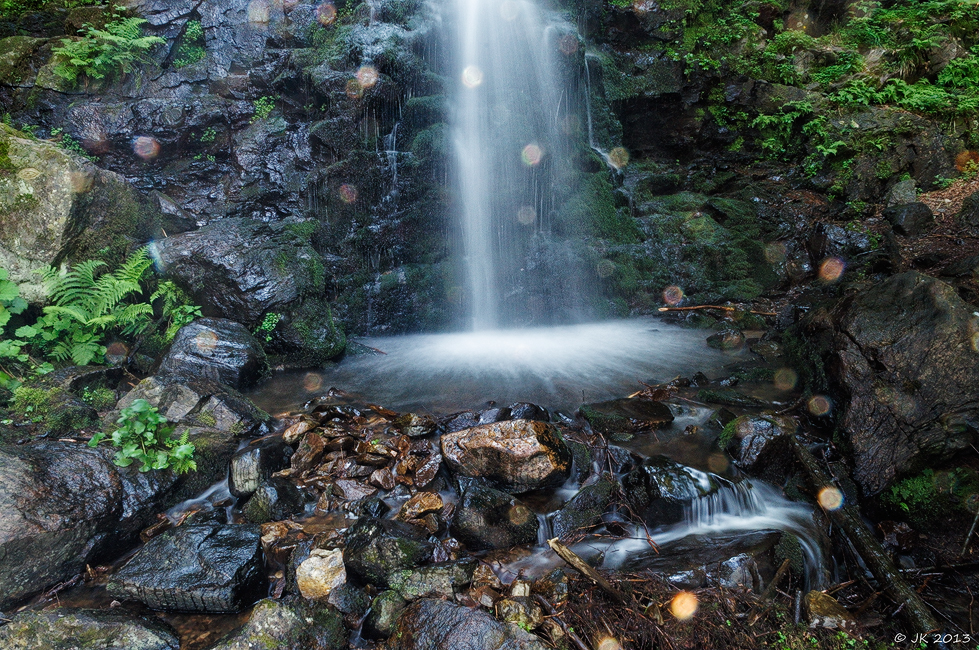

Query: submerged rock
<box><xmin>158</xmin><ymin>318</ymin><xmax>269</xmax><ymax>391</ymax></box>
<box><xmin>451</xmin><ymin>484</ymin><xmax>539</xmax><ymax>551</ymax></box>
<box><xmin>622</xmin><ymin>455</ymin><xmax>720</xmax><ymax>524</ymax></box>
<box><xmin>388</xmin><ymin>598</ymin><xmax>548</xmax><ymax>650</ymax></box>
<box><xmin>831</xmin><ymin>272</ymin><xmax>979</xmax><ymax>494</ymax></box>
<box><xmin>108</xmin><ymin>524</ymin><xmax>266</xmax><ymax>613</ymax></box>
<box><xmin>440</xmin><ymin>420</ymin><xmax>571</xmax><ymax>493</ymax></box>
<box><xmin>804</xmin><ymin>591</ymin><xmax>855</xmax><ymax>629</ymax></box>
<box><xmin>342</xmin><ymin>518</ymin><xmax>434</xmax><ymax>588</ymax></box>
<box><xmin>579</xmin><ymin>397</ymin><xmax>674</xmax><ymax>436</ymax></box>
<box><xmin>0</xmin><ymin>608</ymin><xmax>179</xmax><ymax>650</ymax></box>
<box><xmin>206</xmin><ymin>598</ymin><xmax>346</xmax><ymax>650</ymax></box>
<box><xmin>551</xmin><ymin>478</ymin><xmax>617</xmax><ymax>539</ymax></box>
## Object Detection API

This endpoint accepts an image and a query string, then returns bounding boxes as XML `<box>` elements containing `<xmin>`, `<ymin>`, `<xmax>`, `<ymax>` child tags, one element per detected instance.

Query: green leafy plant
<box><xmin>172</xmin><ymin>19</ymin><xmax>206</xmax><ymax>68</ymax></box>
<box><xmin>253</xmin><ymin>312</ymin><xmax>280</xmax><ymax>342</ymax></box>
<box><xmin>251</xmin><ymin>96</ymin><xmax>277</xmax><ymax>122</ymax></box>
<box><xmin>89</xmin><ymin>398</ymin><xmax>196</xmax><ymax>473</ymax></box>
<box><xmin>0</xmin><ymin>268</ymin><xmax>31</xmax><ymax>388</ymax></box>
<box><xmin>150</xmin><ymin>280</ymin><xmax>202</xmax><ymax>342</ymax></box>
<box><xmin>50</xmin><ymin>127</ymin><xmax>97</xmax><ymax>161</ymax></box>
<box><xmin>81</xmin><ymin>386</ymin><xmax>116</xmax><ymax>410</ymax></box>
<box><xmin>53</xmin><ymin>9</ymin><xmax>165</xmax><ymax>84</ymax></box>
<box><xmin>17</xmin><ymin>250</ymin><xmax>154</xmax><ymax>366</ymax></box>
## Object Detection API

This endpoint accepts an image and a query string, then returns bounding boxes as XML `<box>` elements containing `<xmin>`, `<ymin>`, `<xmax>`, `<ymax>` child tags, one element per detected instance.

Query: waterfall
<box><xmin>450</xmin><ymin>0</ymin><xmax>580</xmax><ymax>329</ymax></box>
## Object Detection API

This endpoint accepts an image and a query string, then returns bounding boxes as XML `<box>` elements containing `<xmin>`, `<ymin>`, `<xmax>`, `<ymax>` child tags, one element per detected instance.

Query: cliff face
<box><xmin>1</xmin><ymin>0</ymin><xmax>977</xmax><ymax>333</ymax></box>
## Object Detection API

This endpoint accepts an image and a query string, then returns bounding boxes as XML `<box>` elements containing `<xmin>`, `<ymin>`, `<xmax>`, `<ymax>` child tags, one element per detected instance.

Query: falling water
<box><xmin>451</xmin><ymin>0</ymin><xmax>580</xmax><ymax>329</ymax></box>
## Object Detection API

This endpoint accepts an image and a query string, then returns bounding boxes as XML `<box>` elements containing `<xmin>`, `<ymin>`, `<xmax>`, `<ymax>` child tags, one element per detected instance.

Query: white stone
<box><xmin>296</xmin><ymin>548</ymin><xmax>346</xmax><ymax>600</ymax></box>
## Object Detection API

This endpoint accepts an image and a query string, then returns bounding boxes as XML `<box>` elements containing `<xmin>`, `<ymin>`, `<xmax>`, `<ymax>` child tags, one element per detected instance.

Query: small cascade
<box><xmin>165</xmin><ymin>478</ymin><xmax>234</xmax><ymax>524</ymax></box>
<box><xmin>536</xmin><ymin>512</ymin><xmax>554</xmax><ymax>547</ymax></box>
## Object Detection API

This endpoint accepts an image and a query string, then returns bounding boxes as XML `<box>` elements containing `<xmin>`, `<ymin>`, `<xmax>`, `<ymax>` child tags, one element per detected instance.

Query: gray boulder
<box><xmin>205</xmin><ymin>598</ymin><xmax>345</xmax><ymax>650</ymax></box>
<box><xmin>342</xmin><ymin>518</ymin><xmax>433</xmax><ymax>588</ymax></box>
<box><xmin>958</xmin><ymin>192</ymin><xmax>979</xmax><ymax>229</ymax></box>
<box><xmin>158</xmin><ymin>318</ymin><xmax>269</xmax><ymax>391</ymax></box>
<box><xmin>388</xmin><ymin>598</ymin><xmax>548</xmax><ymax>650</ymax></box>
<box><xmin>108</xmin><ymin>524</ymin><xmax>266</xmax><ymax>613</ymax></box>
<box><xmin>0</xmin><ymin>608</ymin><xmax>179</xmax><ymax>650</ymax></box>
<box><xmin>831</xmin><ymin>271</ymin><xmax>979</xmax><ymax>494</ymax></box>
<box><xmin>882</xmin><ymin>202</ymin><xmax>934</xmax><ymax>236</ymax></box>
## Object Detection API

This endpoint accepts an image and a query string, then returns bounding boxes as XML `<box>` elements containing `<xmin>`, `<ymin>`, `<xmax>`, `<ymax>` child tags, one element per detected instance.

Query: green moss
<box><xmin>11</xmin><ymin>385</ymin><xmax>52</xmax><ymax>419</ymax></box>
<box><xmin>81</xmin><ymin>386</ymin><xmax>115</xmax><ymax>410</ymax></box>
<box><xmin>0</xmin><ymin>137</ymin><xmax>14</xmax><ymax>174</ymax></box>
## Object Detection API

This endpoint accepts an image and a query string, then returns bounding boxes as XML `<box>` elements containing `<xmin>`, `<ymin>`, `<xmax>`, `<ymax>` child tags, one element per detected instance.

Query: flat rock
<box><xmin>0</xmin><ymin>608</ymin><xmax>179</xmax><ymax>650</ymax></box>
<box><xmin>440</xmin><ymin>420</ymin><xmax>571</xmax><ymax>493</ymax></box>
<box><xmin>108</xmin><ymin>524</ymin><xmax>266</xmax><ymax>613</ymax></box>
<box><xmin>579</xmin><ymin>397</ymin><xmax>674</xmax><ymax>435</ymax></box>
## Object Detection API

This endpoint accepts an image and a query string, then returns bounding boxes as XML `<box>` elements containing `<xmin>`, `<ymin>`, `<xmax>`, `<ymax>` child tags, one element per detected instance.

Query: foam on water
<box><xmin>250</xmin><ymin>317</ymin><xmax>734</xmax><ymax>413</ymax></box>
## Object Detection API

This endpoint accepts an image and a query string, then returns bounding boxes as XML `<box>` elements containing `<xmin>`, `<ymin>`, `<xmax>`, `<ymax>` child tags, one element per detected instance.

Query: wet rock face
<box><xmin>958</xmin><ymin>192</ymin><xmax>979</xmax><ymax>229</ymax></box>
<box><xmin>229</xmin><ymin>437</ymin><xmax>292</xmax><ymax>497</ymax></box>
<box><xmin>342</xmin><ymin>518</ymin><xmax>434</xmax><ymax>588</ymax></box>
<box><xmin>207</xmin><ymin>598</ymin><xmax>346</xmax><ymax>650</ymax></box>
<box><xmin>388</xmin><ymin>598</ymin><xmax>548</xmax><ymax>650</ymax></box>
<box><xmin>724</xmin><ymin>415</ymin><xmax>795</xmax><ymax>478</ymax></box>
<box><xmin>622</xmin><ymin>455</ymin><xmax>719</xmax><ymax>525</ymax></box>
<box><xmin>242</xmin><ymin>477</ymin><xmax>305</xmax><ymax>524</ymax></box>
<box><xmin>158</xmin><ymin>318</ymin><xmax>269</xmax><ymax>391</ymax></box>
<box><xmin>440</xmin><ymin>420</ymin><xmax>572</xmax><ymax>493</ymax></box>
<box><xmin>551</xmin><ymin>478</ymin><xmax>617</xmax><ymax>539</ymax></box>
<box><xmin>0</xmin><ymin>435</ymin><xmax>236</xmax><ymax>610</ymax></box>
<box><xmin>831</xmin><ymin>272</ymin><xmax>979</xmax><ymax>494</ymax></box>
<box><xmin>155</xmin><ymin>218</ymin><xmax>327</xmax><ymax>329</ymax></box>
<box><xmin>0</xmin><ymin>608</ymin><xmax>179</xmax><ymax>650</ymax></box>
<box><xmin>451</xmin><ymin>484</ymin><xmax>539</xmax><ymax>551</ymax></box>
<box><xmin>108</xmin><ymin>523</ymin><xmax>266</xmax><ymax>613</ymax></box>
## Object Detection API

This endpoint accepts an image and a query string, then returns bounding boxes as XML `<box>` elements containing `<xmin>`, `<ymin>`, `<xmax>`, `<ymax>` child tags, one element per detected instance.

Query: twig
<box><xmin>961</xmin><ymin>506</ymin><xmax>979</xmax><ymax>557</ymax></box>
<box><xmin>547</xmin><ymin>538</ymin><xmax>631</xmax><ymax>606</ymax></box>
<box><xmin>748</xmin><ymin>559</ymin><xmax>791</xmax><ymax>626</ymax></box>
<box><xmin>658</xmin><ymin>305</ymin><xmax>777</xmax><ymax>316</ymax></box>
<box><xmin>535</xmin><ymin>594</ymin><xmax>592</xmax><ymax>650</ymax></box>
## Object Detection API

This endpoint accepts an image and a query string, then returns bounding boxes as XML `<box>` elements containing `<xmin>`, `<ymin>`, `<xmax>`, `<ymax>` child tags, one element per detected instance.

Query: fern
<box><xmin>19</xmin><ymin>249</ymin><xmax>154</xmax><ymax>365</ymax></box>
<box><xmin>53</xmin><ymin>12</ymin><xmax>165</xmax><ymax>84</ymax></box>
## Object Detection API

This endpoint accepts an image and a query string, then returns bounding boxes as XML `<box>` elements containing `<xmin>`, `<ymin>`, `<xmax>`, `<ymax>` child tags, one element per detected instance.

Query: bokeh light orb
<box><xmin>597</xmin><ymin>638</ymin><xmax>622</xmax><ymax>650</ymax></box>
<box><xmin>663</xmin><ymin>285</ymin><xmax>684</xmax><ymax>306</ymax></box>
<box><xmin>596</xmin><ymin>259</ymin><xmax>615</xmax><ymax>278</ymax></box>
<box><xmin>508</xmin><ymin>504</ymin><xmax>533</xmax><ymax>526</ymax></box>
<box><xmin>133</xmin><ymin>136</ymin><xmax>160</xmax><ymax>160</ymax></box>
<box><xmin>559</xmin><ymin>34</ymin><xmax>579</xmax><ymax>55</ymax></box>
<box><xmin>316</xmin><ymin>2</ymin><xmax>337</xmax><ymax>25</ymax></box>
<box><xmin>195</xmin><ymin>330</ymin><xmax>219</xmax><ymax>354</ymax></box>
<box><xmin>303</xmin><ymin>373</ymin><xmax>323</xmax><ymax>392</ymax></box>
<box><xmin>356</xmin><ymin>65</ymin><xmax>379</xmax><ymax>88</ymax></box>
<box><xmin>818</xmin><ymin>486</ymin><xmax>844</xmax><ymax>510</ymax></box>
<box><xmin>764</xmin><ymin>242</ymin><xmax>787</xmax><ymax>264</ymax></box>
<box><xmin>707</xmin><ymin>452</ymin><xmax>729</xmax><ymax>473</ymax></box>
<box><xmin>819</xmin><ymin>257</ymin><xmax>845</xmax><ymax>283</ymax></box>
<box><xmin>608</xmin><ymin>147</ymin><xmax>629</xmax><ymax>169</ymax></box>
<box><xmin>807</xmin><ymin>395</ymin><xmax>832</xmax><ymax>416</ymax></box>
<box><xmin>521</xmin><ymin>143</ymin><xmax>543</xmax><ymax>166</ymax></box>
<box><xmin>462</xmin><ymin>65</ymin><xmax>484</xmax><ymax>88</ymax></box>
<box><xmin>670</xmin><ymin>591</ymin><xmax>698</xmax><ymax>620</ymax></box>
<box><xmin>339</xmin><ymin>184</ymin><xmax>358</xmax><ymax>203</ymax></box>
<box><xmin>346</xmin><ymin>78</ymin><xmax>364</xmax><ymax>99</ymax></box>
<box><xmin>517</xmin><ymin>206</ymin><xmax>536</xmax><ymax>225</ymax></box>
<box><xmin>247</xmin><ymin>0</ymin><xmax>270</xmax><ymax>25</ymax></box>
<box><xmin>773</xmin><ymin>368</ymin><xmax>798</xmax><ymax>391</ymax></box>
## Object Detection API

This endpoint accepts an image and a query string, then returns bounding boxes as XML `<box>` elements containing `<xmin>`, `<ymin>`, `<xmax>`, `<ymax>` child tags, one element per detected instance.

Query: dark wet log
<box><xmin>547</xmin><ymin>538</ymin><xmax>630</xmax><ymax>606</ymax></box>
<box><xmin>790</xmin><ymin>437</ymin><xmax>939</xmax><ymax>633</ymax></box>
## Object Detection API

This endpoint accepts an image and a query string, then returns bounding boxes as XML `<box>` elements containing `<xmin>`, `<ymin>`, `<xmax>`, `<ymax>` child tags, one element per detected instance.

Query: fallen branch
<box><xmin>790</xmin><ymin>437</ymin><xmax>939</xmax><ymax>634</ymax></box>
<box><xmin>748</xmin><ymin>559</ymin><xmax>791</xmax><ymax>626</ymax></box>
<box><xmin>535</xmin><ymin>594</ymin><xmax>592</xmax><ymax>650</ymax></box>
<box><xmin>658</xmin><ymin>305</ymin><xmax>776</xmax><ymax>316</ymax></box>
<box><xmin>547</xmin><ymin>538</ymin><xmax>631</xmax><ymax>606</ymax></box>
<box><xmin>961</xmin><ymin>506</ymin><xmax>979</xmax><ymax>557</ymax></box>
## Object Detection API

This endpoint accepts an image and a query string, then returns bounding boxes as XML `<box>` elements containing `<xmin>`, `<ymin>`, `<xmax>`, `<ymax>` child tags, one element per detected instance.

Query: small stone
<box><xmin>283</xmin><ymin>418</ymin><xmax>316</xmax><ymax>445</ymax></box>
<box><xmin>495</xmin><ymin>597</ymin><xmax>543</xmax><ymax>630</ymax></box>
<box><xmin>297</xmin><ymin>549</ymin><xmax>347</xmax><ymax>600</ymax></box>
<box><xmin>395</xmin><ymin>413</ymin><xmax>438</xmax><ymax>437</ymax></box>
<box><xmin>334</xmin><ymin>479</ymin><xmax>378</xmax><ymax>501</ymax></box>
<box><xmin>398</xmin><ymin>492</ymin><xmax>444</xmax><ymax>520</ymax></box>
<box><xmin>510</xmin><ymin>580</ymin><xmax>532</xmax><ymax>598</ymax></box>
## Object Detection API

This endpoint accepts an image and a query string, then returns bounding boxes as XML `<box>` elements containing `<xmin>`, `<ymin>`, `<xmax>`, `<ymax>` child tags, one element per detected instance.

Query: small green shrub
<box><xmin>53</xmin><ymin>10</ymin><xmax>165</xmax><ymax>84</ymax></box>
<box><xmin>172</xmin><ymin>19</ymin><xmax>206</xmax><ymax>68</ymax></box>
<box><xmin>251</xmin><ymin>96</ymin><xmax>277</xmax><ymax>122</ymax></box>
<box><xmin>89</xmin><ymin>398</ymin><xmax>196</xmax><ymax>473</ymax></box>
<box><xmin>81</xmin><ymin>386</ymin><xmax>116</xmax><ymax>410</ymax></box>
<box><xmin>253</xmin><ymin>312</ymin><xmax>280</xmax><ymax>342</ymax></box>
<box><xmin>151</xmin><ymin>280</ymin><xmax>202</xmax><ymax>342</ymax></box>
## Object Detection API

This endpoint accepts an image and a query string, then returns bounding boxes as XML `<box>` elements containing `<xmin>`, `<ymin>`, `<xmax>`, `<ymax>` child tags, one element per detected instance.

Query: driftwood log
<box><xmin>790</xmin><ymin>437</ymin><xmax>939</xmax><ymax>633</ymax></box>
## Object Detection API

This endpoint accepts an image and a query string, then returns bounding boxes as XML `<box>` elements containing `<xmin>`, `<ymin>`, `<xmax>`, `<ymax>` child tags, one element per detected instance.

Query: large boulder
<box><xmin>206</xmin><ymin>598</ymin><xmax>346</xmax><ymax>650</ymax></box>
<box><xmin>0</xmin><ymin>124</ymin><xmax>163</xmax><ymax>300</ymax></box>
<box><xmin>0</xmin><ymin>433</ymin><xmax>236</xmax><ymax>610</ymax></box>
<box><xmin>154</xmin><ymin>218</ymin><xmax>326</xmax><ymax>327</ymax></box>
<box><xmin>157</xmin><ymin>318</ymin><xmax>269</xmax><ymax>391</ymax></box>
<box><xmin>958</xmin><ymin>192</ymin><xmax>979</xmax><ymax>229</ymax></box>
<box><xmin>450</xmin><ymin>484</ymin><xmax>539</xmax><ymax>551</ymax></box>
<box><xmin>551</xmin><ymin>478</ymin><xmax>617</xmax><ymax>539</ymax></box>
<box><xmin>831</xmin><ymin>272</ymin><xmax>979</xmax><ymax>494</ymax></box>
<box><xmin>0</xmin><ymin>608</ymin><xmax>179</xmax><ymax>650</ymax></box>
<box><xmin>440</xmin><ymin>420</ymin><xmax>572</xmax><ymax>493</ymax></box>
<box><xmin>108</xmin><ymin>523</ymin><xmax>267</xmax><ymax>613</ymax></box>
<box><xmin>387</xmin><ymin>598</ymin><xmax>548</xmax><ymax>650</ymax></box>
<box><xmin>882</xmin><ymin>202</ymin><xmax>934</xmax><ymax>236</ymax></box>
<box><xmin>342</xmin><ymin>518</ymin><xmax>434</xmax><ymax>588</ymax></box>
<box><xmin>723</xmin><ymin>415</ymin><xmax>796</xmax><ymax>478</ymax></box>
